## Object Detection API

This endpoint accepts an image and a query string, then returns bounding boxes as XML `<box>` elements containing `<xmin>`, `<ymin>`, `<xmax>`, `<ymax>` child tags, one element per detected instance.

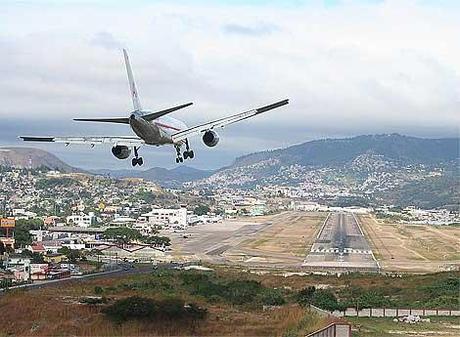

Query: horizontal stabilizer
<box><xmin>73</xmin><ymin>117</ymin><xmax>129</xmax><ymax>124</ymax></box>
<box><xmin>142</xmin><ymin>102</ymin><xmax>193</xmax><ymax>121</ymax></box>
<box><xmin>20</xmin><ymin>136</ymin><xmax>55</xmax><ymax>142</ymax></box>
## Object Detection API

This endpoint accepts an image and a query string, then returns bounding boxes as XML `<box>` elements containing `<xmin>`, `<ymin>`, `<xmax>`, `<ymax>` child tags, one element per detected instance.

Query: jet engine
<box><xmin>111</xmin><ymin>145</ymin><xmax>131</xmax><ymax>159</ymax></box>
<box><xmin>202</xmin><ymin>130</ymin><xmax>219</xmax><ymax>147</ymax></box>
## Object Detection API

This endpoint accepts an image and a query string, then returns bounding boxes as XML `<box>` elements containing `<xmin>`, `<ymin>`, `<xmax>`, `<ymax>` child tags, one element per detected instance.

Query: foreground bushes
<box><xmin>103</xmin><ymin>296</ymin><xmax>207</xmax><ymax>323</ymax></box>
<box><xmin>180</xmin><ymin>272</ymin><xmax>286</xmax><ymax>306</ymax></box>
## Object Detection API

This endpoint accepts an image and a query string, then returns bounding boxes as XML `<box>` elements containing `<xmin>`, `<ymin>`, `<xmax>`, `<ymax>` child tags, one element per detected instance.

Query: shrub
<box><xmin>311</xmin><ymin>290</ymin><xmax>340</xmax><ymax>312</ymax></box>
<box><xmin>223</xmin><ymin>280</ymin><xmax>263</xmax><ymax>305</ymax></box>
<box><xmin>104</xmin><ymin>296</ymin><xmax>157</xmax><ymax>323</ymax></box>
<box><xmin>103</xmin><ymin>296</ymin><xmax>207</xmax><ymax>324</ymax></box>
<box><xmin>258</xmin><ymin>288</ymin><xmax>286</xmax><ymax>306</ymax></box>
<box><xmin>94</xmin><ymin>286</ymin><xmax>104</xmax><ymax>294</ymax></box>
<box><xmin>296</xmin><ymin>286</ymin><xmax>316</xmax><ymax>307</ymax></box>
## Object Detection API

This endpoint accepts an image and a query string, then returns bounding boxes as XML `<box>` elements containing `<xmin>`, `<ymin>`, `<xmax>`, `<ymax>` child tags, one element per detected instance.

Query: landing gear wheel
<box><xmin>176</xmin><ymin>158</ymin><xmax>179</xmax><ymax>164</ymax></box>
<box><xmin>138</xmin><ymin>157</ymin><xmax>143</xmax><ymax>166</ymax></box>
<box><xmin>179</xmin><ymin>157</ymin><xmax>184</xmax><ymax>163</ymax></box>
<box><xmin>188</xmin><ymin>150</ymin><xmax>194</xmax><ymax>159</ymax></box>
<box><xmin>132</xmin><ymin>158</ymin><xmax>138</xmax><ymax>167</ymax></box>
<box><xmin>183</xmin><ymin>151</ymin><xmax>189</xmax><ymax>160</ymax></box>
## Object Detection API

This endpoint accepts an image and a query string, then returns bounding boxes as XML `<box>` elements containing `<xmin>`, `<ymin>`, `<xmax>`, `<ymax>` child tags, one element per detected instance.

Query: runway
<box><xmin>302</xmin><ymin>212</ymin><xmax>379</xmax><ymax>272</ymax></box>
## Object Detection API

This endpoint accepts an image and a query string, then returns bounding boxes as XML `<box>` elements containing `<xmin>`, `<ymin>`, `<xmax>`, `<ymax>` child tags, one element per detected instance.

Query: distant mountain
<box><xmin>231</xmin><ymin>134</ymin><xmax>459</xmax><ymax>168</ymax></box>
<box><xmin>192</xmin><ymin>134</ymin><xmax>459</xmax><ymax>209</ymax></box>
<box><xmin>92</xmin><ymin>165</ymin><xmax>214</xmax><ymax>187</ymax></box>
<box><xmin>0</xmin><ymin>147</ymin><xmax>79</xmax><ymax>173</ymax></box>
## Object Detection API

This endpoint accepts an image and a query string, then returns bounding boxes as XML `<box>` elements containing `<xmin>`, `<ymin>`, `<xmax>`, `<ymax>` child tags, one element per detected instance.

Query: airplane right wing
<box><xmin>171</xmin><ymin>99</ymin><xmax>289</xmax><ymax>143</ymax></box>
<box><xmin>19</xmin><ymin>136</ymin><xmax>145</xmax><ymax>147</ymax></box>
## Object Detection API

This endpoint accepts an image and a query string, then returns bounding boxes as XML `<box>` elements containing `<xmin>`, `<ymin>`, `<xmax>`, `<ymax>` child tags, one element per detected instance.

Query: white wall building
<box><xmin>66</xmin><ymin>212</ymin><xmax>95</xmax><ymax>228</ymax></box>
<box><xmin>142</xmin><ymin>208</ymin><xmax>187</xmax><ymax>228</ymax></box>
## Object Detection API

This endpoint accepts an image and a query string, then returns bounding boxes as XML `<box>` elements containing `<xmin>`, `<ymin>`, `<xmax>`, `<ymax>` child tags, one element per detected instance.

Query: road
<box><xmin>0</xmin><ymin>264</ymin><xmax>154</xmax><ymax>294</ymax></box>
<box><xmin>302</xmin><ymin>212</ymin><xmax>379</xmax><ymax>272</ymax></box>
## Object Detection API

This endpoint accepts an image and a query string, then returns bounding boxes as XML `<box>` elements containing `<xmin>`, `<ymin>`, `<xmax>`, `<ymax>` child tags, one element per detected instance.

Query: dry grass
<box><xmin>359</xmin><ymin>214</ymin><xmax>460</xmax><ymax>273</ymax></box>
<box><xmin>0</xmin><ymin>275</ymin><xmax>325</xmax><ymax>337</ymax></box>
<box><xmin>229</xmin><ymin>212</ymin><xmax>325</xmax><ymax>262</ymax></box>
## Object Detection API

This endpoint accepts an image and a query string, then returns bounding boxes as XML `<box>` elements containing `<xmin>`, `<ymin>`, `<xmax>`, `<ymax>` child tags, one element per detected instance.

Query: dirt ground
<box><xmin>358</xmin><ymin>214</ymin><xmax>460</xmax><ymax>273</ymax></box>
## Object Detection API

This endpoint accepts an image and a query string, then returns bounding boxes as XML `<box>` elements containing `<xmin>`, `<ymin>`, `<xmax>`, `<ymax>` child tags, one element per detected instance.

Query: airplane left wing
<box><xmin>19</xmin><ymin>136</ymin><xmax>144</xmax><ymax>147</ymax></box>
<box><xmin>171</xmin><ymin>99</ymin><xmax>289</xmax><ymax>143</ymax></box>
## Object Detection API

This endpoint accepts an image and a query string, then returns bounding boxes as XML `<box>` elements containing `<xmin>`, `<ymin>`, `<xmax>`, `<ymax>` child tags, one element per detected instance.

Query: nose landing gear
<box><xmin>132</xmin><ymin>146</ymin><xmax>144</xmax><ymax>167</ymax></box>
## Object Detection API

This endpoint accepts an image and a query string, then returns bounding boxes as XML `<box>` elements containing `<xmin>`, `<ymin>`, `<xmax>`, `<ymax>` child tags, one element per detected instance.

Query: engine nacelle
<box><xmin>202</xmin><ymin>130</ymin><xmax>219</xmax><ymax>147</ymax></box>
<box><xmin>111</xmin><ymin>145</ymin><xmax>131</xmax><ymax>159</ymax></box>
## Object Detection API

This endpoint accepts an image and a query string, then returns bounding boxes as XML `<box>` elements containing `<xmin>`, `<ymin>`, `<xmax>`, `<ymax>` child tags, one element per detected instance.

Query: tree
<box><xmin>58</xmin><ymin>247</ymin><xmax>84</xmax><ymax>262</ymax></box>
<box><xmin>142</xmin><ymin>235</ymin><xmax>171</xmax><ymax>247</ymax></box>
<box><xmin>0</xmin><ymin>241</ymin><xmax>5</xmax><ymax>255</ymax></box>
<box><xmin>193</xmin><ymin>205</ymin><xmax>210</xmax><ymax>216</ymax></box>
<box><xmin>103</xmin><ymin>227</ymin><xmax>142</xmax><ymax>245</ymax></box>
<box><xmin>14</xmin><ymin>224</ymin><xmax>33</xmax><ymax>248</ymax></box>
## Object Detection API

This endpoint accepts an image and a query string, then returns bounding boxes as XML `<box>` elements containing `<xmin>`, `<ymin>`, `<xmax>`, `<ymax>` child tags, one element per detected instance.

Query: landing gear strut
<box><xmin>132</xmin><ymin>146</ymin><xmax>143</xmax><ymax>167</ymax></box>
<box><xmin>174</xmin><ymin>144</ymin><xmax>183</xmax><ymax>164</ymax></box>
<box><xmin>183</xmin><ymin>139</ymin><xmax>194</xmax><ymax>160</ymax></box>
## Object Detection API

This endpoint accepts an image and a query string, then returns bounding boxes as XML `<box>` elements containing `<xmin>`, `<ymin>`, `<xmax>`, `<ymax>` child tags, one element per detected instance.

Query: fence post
<box><xmin>383</xmin><ymin>308</ymin><xmax>386</xmax><ymax>317</ymax></box>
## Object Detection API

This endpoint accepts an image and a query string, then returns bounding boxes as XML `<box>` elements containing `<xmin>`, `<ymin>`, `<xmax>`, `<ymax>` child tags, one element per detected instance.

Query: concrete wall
<box><xmin>305</xmin><ymin>323</ymin><xmax>351</xmax><ymax>337</ymax></box>
<box><xmin>340</xmin><ymin>307</ymin><xmax>460</xmax><ymax>318</ymax></box>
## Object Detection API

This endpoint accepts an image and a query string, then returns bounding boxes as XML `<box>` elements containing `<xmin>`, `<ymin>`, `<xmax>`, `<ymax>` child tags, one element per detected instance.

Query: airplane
<box><xmin>20</xmin><ymin>49</ymin><xmax>289</xmax><ymax>167</ymax></box>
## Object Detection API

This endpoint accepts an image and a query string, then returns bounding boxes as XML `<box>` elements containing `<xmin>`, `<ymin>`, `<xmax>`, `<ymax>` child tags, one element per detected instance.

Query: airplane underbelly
<box><xmin>130</xmin><ymin>118</ymin><xmax>172</xmax><ymax>145</ymax></box>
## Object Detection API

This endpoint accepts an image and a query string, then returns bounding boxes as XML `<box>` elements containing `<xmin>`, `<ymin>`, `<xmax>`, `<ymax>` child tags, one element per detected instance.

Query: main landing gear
<box><xmin>175</xmin><ymin>139</ymin><xmax>194</xmax><ymax>164</ymax></box>
<box><xmin>132</xmin><ymin>146</ymin><xmax>143</xmax><ymax>167</ymax></box>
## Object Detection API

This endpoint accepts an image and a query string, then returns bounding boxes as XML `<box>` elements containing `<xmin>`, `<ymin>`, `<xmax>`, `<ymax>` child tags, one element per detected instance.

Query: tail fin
<box><xmin>123</xmin><ymin>49</ymin><xmax>142</xmax><ymax>111</ymax></box>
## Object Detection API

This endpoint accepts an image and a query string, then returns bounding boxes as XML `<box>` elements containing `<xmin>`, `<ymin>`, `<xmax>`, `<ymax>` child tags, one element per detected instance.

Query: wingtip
<box><xmin>256</xmin><ymin>99</ymin><xmax>290</xmax><ymax>114</ymax></box>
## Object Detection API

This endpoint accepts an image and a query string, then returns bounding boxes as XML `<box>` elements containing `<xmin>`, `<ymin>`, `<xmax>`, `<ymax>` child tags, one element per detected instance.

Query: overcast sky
<box><xmin>1</xmin><ymin>0</ymin><xmax>459</xmax><ymax>170</ymax></box>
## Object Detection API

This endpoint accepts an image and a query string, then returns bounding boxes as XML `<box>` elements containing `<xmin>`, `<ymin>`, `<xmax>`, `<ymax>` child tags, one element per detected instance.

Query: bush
<box><xmin>103</xmin><ymin>296</ymin><xmax>207</xmax><ymax>324</ymax></box>
<box><xmin>94</xmin><ymin>286</ymin><xmax>104</xmax><ymax>294</ymax></box>
<box><xmin>223</xmin><ymin>280</ymin><xmax>263</xmax><ymax>305</ymax></box>
<box><xmin>311</xmin><ymin>290</ymin><xmax>340</xmax><ymax>312</ymax></box>
<box><xmin>258</xmin><ymin>288</ymin><xmax>286</xmax><ymax>306</ymax></box>
<box><xmin>296</xmin><ymin>286</ymin><xmax>316</xmax><ymax>307</ymax></box>
<box><xmin>104</xmin><ymin>296</ymin><xmax>157</xmax><ymax>323</ymax></box>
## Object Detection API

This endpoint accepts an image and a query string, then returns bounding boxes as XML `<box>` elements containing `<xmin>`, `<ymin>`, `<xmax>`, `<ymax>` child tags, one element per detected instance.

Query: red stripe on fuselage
<box><xmin>154</xmin><ymin>122</ymin><xmax>181</xmax><ymax>131</ymax></box>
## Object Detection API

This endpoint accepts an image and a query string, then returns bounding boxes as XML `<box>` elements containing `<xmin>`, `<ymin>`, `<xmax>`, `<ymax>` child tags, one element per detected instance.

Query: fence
<box><xmin>305</xmin><ymin>322</ymin><xmax>351</xmax><ymax>337</ymax></box>
<box><xmin>331</xmin><ymin>308</ymin><xmax>460</xmax><ymax>318</ymax></box>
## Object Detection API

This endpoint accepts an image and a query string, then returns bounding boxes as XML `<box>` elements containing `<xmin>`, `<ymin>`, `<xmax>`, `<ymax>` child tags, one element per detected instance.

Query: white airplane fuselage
<box><xmin>129</xmin><ymin>111</ymin><xmax>188</xmax><ymax>145</ymax></box>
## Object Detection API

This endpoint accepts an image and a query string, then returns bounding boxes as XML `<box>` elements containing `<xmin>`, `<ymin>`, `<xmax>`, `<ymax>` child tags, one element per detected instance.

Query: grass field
<box><xmin>348</xmin><ymin>317</ymin><xmax>460</xmax><ymax>337</ymax></box>
<box><xmin>358</xmin><ymin>214</ymin><xmax>460</xmax><ymax>273</ymax></box>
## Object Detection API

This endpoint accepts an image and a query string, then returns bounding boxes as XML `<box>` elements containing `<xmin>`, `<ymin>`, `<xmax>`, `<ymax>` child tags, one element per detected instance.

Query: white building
<box><xmin>66</xmin><ymin>212</ymin><xmax>95</xmax><ymax>228</ymax></box>
<box><xmin>142</xmin><ymin>208</ymin><xmax>187</xmax><ymax>228</ymax></box>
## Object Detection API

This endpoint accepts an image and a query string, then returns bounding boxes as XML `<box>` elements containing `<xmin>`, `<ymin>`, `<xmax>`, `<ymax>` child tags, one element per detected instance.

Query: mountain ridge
<box><xmin>0</xmin><ymin>147</ymin><xmax>80</xmax><ymax>173</ymax></box>
<box><xmin>229</xmin><ymin>134</ymin><xmax>459</xmax><ymax>169</ymax></box>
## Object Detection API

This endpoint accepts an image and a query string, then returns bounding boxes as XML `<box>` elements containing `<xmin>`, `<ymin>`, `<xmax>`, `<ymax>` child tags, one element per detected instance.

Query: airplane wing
<box><xmin>171</xmin><ymin>99</ymin><xmax>289</xmax><ymax>143</ymax></box>
<box><xmin>19</xmin><ymin>136</ymin><xmax>144</xmax><ymax>147</ymax></box>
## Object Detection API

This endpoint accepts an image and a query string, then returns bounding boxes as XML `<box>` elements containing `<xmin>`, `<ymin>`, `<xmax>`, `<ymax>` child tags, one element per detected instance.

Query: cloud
<box><xmin>0</xmin><ymin>1</ymin><xmax>459</xmax><ymax>169</ymax></box>
<box><xmin>222</xmin><ymin>22</ymin><xmax>279</xmax><ymax>36</ymax></box>
<box><xmin>90</xmin><ymin>31</ymin><xmax>124</xmax><ymax>50</ymax></box>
